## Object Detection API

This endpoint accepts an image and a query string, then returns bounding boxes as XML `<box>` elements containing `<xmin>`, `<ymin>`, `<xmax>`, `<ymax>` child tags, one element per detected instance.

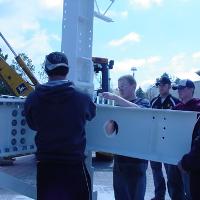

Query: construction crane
<box><xmin>0</xmin><ymin>32</ymin><xmax>39</xmax><ymax>97</ymax></box>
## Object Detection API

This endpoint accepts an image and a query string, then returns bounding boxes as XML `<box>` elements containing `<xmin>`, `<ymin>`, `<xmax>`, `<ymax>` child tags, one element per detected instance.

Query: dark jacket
<box><xmin>181</xmin><ymin>117</ymin><xmax>200</xmax><ymax>200</ymax></box>
<box><xmin>151</xmin><ymin>94</ymin><xmax>180</xmax><ymax>109</ymax></box>
<box><xmin>24</xmin><ymin>80</ymin><xmax>96</xmax><ymax>162</ymax></box>
<box><xmin>174</xmin><ymin>98</ymin><xmax>200</xmax><ymax>200</ymax></box>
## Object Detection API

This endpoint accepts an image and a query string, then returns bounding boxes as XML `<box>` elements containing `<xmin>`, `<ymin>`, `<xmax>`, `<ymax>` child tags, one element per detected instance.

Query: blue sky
<box><xmin>1</xmin><ymin>0</ymin><xmax>200</xmax><ymax>90</ymax></box>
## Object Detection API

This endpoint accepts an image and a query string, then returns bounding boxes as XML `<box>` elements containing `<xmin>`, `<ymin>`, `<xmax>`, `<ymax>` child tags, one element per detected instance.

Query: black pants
<box><xmin>150</xmin><ymin>161</ymin><xmax>185</xmax><ymax>200</ymax></box>
<box><xmin>37</xmin><ymin>161</ymin><xmax>91</xmax><ymax>200</ymax></box>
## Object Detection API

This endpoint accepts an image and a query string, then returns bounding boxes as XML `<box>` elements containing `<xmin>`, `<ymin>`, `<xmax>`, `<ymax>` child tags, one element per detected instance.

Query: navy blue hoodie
<box><xmin>24</xmin><ymin>80</ymin><xmax>96</xmax><ymax>162</ymax></box>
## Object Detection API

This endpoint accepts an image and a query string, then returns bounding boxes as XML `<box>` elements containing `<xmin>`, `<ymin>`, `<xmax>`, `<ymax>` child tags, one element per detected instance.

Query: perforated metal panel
<box><xmin>61</xmin><ymin>0</ymin><xmax>94</xmax><ymax>95</ymax></box>
<box><xmin>0</xmin><ymin>97</ymin><xmax>36</xmax><ymax>157</ymax></box>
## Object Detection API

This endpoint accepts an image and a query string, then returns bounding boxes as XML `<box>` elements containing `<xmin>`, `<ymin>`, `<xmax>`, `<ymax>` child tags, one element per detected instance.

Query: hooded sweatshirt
<box><xmin>173</xmin><ymin>98</ymin><xmax>200</xmax><ymax>112</ymax></box>
<box><xmin>24</xmin><ymin>80</ymin><xmax>96</xmax><ymax>162</ymax></box>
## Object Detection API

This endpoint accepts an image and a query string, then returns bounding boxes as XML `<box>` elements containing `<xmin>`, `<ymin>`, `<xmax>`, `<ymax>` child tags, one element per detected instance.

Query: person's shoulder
<box><xmin>151</xmin><ymin>96</ymin><xmax>158</xmax><ymax>102</ymax></box>
<box><xmin>24</xmin><ymin>90</ymin><xmax>38</xmax><ymax>109</ymax></box>
<box><xmin>25</xmin><ymin>90</ymin><xmax>37</xmax><ymax>102</ymax></box>
<box><xmin>170</xmin><ymin>95</ymin><xmax>180</xmax><ymax>101</ymax></box>
<box><xmin>169</xmin><ymin>95</ymin><xmax>180</xmax><ymax>104</ymax></box>
<box><xmin>73</xmin><ymin>87</ymin><xmax>93</xmax><ymax>102</ymax></box>
<box><xmin>141</xmin><ymin>98</ymin><xmax>150</xmax><ymax>104</ymax></box>
<box><xmin>150</xmin><ymin>96</ymin><xmax>159</xmax><ymax>104</ymax></box>
<box><xmin>138</xmin><ymin>98</ymin><xmax>151</xmax><ymax>108</ymax></box>
<box><xmin>173</xmin><ymin>102</ymin><xmax>183</xmax><ymax>110</ymax></box>
<box><xmin>193</xmin><ymin>98</ymin><xmax>200</xmax><ymax>103</ymax></box>
<box><xmin>193</xmin><ymin>98</ymin><xmax>200</xmax><ymax>110</ymax></box>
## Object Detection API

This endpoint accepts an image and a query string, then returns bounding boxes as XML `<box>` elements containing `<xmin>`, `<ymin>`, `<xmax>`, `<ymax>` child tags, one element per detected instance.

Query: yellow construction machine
<box><xmin>0</xmin><ymin>32</ymin><xmax>39</xmax><ymax>96</ymax></box>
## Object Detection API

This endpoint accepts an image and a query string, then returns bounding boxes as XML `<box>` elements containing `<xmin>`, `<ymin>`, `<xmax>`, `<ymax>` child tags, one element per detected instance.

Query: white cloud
<box><xmin>157</xmin><ymin>53</ymin><xmax>200</xmax><ymax>81</ymax></box>
<box><xmin>140</xmin><ymin>79</ymin><xmax>155</xmax><ymax>90</ymax></box>
<box><xmin>39</xmin><ymin>0</ymin><xmax>63</xmax><ymax>10</ymax></box>
<box><xmin>108</xmin><ymin>32</ymin><xmax>141</xmax><ymax>47</ymax></box>
<box><xmin>192</xmin><ymin>51</ymin><xmax>200</xmax><ymax>59</ymax></box>
<box><xmin>116</xmin><ymin>58</ymin><xmax>146</xmax><ymax>72</ymax></box>
<box><xmin>110</xmin><ymin>51</ymin><xmax>200</xmax><ymax>91</ymax></box>
<box><xmin>129</xmin><ymin>0</ymin><xmax>163</xmax><ymax>9</ymax></box>
<box><xmin>23</xmin><ymin>31</ymin><xmax>54</xmax><ymax>64</ymax></box>
<box><xmin>50</xmin><ymin>34</ymin><xmax>61</xmax><ymax>42</ymax></box>
<box><xmin>170</xmin><ymin>53</ymin><xmax>186</xmax><ymax>69</ymax></box>
<box><xmin>21</xmin><ymin>21</ymin><xmax>41</xmax><ymax>32</ymax></box>
<box><xmin>110</xmin><ymin>55</ymin><xmax>161</xmax><ymax>89</ymax></box>
<box><xmin>147</xmin><ymin>56</ymin><xmax>161</xmax><ymax>64</ymax></box>
<box><xmin>114</xmin><ymin>56</ymin><xmax>161</xmax><ymax>72</ymax></box>
<box><xmin>107</xmin><ymin>10</ymin><xmax>129</xmax><ymax>19</ymax></box>
<box><xmin>0</xmin><ymin>0</ymin><xmax>63</xmax><ymax>72</ymax></box>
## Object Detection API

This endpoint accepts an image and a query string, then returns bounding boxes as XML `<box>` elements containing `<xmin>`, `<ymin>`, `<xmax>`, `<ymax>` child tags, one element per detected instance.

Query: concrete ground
<box><xmin>0</xmin><ymin>155</ymin><xmax>170</xmax><ymax>200</ymax></box>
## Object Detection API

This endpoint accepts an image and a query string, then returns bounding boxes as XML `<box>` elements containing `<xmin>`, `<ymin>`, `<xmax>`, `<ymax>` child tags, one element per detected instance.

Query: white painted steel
<box><xmin>0</xmin><ymin>98</ymin><xmax>198</xmax><ymax>199</ymax></box>
<box><xmin>86</xmin><ymin>105</ymin><xmax>198</xmax><ymax>165</ymax></box>
<box><xmin>0</xmin><ymin>98</ymin><xmax>36</xmax><ymax>157</ymax></box>
<box><xmin>0</xmin><ymin>98</ymin><xmax>198</xmax><ymax>165</ymax></box>
<box><xmin>61</xmin><ymin>0</ymin><xmax>94</xmax><ymax>95</ymax></box>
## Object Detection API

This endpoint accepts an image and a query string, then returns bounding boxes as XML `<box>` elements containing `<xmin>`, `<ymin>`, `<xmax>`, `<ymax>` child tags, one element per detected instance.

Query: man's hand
<box><xmin>102</xmin><ymin>92</ymin><xmax>116</xmax><ymax>100</ymax></box>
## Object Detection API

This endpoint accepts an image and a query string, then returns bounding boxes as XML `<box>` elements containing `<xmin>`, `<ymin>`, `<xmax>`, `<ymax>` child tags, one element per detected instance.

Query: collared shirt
<box><xmin>151</xmin><ymin>94</ymin><xmax>180</xmax><ymax>110</ymax></box>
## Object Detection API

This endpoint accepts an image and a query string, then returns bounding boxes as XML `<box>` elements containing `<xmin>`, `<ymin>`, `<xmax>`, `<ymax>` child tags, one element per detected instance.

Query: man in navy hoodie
<box><xmin>24</xmin><ymin>52</ymin><xmax>96</xmax><ymax>200</ymax></box>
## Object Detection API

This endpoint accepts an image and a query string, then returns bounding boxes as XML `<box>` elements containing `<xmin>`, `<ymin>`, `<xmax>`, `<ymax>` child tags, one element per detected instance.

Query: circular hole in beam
<box><xmin>104</xmin><ymin>120</ymin><xmax>118</xmax><ymax>137</ymax></box>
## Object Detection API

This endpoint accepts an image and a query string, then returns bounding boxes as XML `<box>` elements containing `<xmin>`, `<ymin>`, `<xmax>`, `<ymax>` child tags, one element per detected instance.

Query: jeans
<box><xmin>150</xmin><ymin>161</ymin><xmax>166</xmax><ymax>199</ymax></box>
<box><xmin>150</xmin><ymin>161</ymin><xmax>185</xmax><ymax>200</ymax></box>
<box><xmin>182</xmin><ymin>172</ymin><xmax>192</xmax><ymax>200</ymax></box>
<box><xmin>113</xmin><ymin>156</ymin><xmax>148</xmax><ymax>200</ymax></box>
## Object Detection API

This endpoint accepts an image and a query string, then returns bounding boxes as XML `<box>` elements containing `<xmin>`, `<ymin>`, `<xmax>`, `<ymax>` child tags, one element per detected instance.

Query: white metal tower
<box><xmin>61</xmin><ymin>0</ymin><xmax>115</xmax><ymax>95</ymax></box>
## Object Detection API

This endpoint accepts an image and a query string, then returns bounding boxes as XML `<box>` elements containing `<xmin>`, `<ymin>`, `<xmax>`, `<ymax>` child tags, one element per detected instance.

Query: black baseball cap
<box><xmin>45</xmin><ymin>52</ymin><xmax>68</xmax><ymax>71</ymax></box>
<box><xmin>156</xmin><ymin>76</ymin><xmax>171</xmax><ymax>86</ymax></box>
<box><xmin>172</xmin><ymin>79</ymin><xmax>195</xmax><ymax>90</ymax></box>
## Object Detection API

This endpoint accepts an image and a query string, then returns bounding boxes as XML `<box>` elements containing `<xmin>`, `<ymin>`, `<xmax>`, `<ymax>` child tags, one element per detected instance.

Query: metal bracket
<box><xmin>94</xmin><ymin>0</ymin><xmax>115</xmax><ymax>22</ymax></box>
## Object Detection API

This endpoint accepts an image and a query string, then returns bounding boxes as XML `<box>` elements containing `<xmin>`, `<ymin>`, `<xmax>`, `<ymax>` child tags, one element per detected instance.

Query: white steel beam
<box><xmin>86</xmin><ymin>105</ymin><xmax>198</xmax><ymax>165</ymax></box>
<box><xmin>61</xmin><ymin>0</ymin><xmax>95</xmax><ymax>95</ymax></box>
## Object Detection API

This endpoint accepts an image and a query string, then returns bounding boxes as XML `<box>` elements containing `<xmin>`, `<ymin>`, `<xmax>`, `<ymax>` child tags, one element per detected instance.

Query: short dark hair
<box><xmin>46</xmin><ymin>66</ymin><xmax>69</xmax><ymax>77</ymax></box>
<box><xmin>118</xmin><ymin>75</ymin><xmax>137</xmax><ymax>85</ymax></box>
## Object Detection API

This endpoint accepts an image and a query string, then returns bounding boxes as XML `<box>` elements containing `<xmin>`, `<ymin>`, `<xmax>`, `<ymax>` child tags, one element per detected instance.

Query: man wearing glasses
<box><xmin>102</xmin><ymin>75</ymin><xmax>150</xmax><ymax>200</ymax></box>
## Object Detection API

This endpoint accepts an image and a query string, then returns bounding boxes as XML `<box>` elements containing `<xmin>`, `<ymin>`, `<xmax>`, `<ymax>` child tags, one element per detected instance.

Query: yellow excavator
<box><xmin>0</xmin><ymin>33</ymin><xmax>40</xmax><ymax>165</ymax></box>
<box><xmin>0</xmin><ymin>32</ymin><xmax>39</xmax><ymax>96</ymax></box>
